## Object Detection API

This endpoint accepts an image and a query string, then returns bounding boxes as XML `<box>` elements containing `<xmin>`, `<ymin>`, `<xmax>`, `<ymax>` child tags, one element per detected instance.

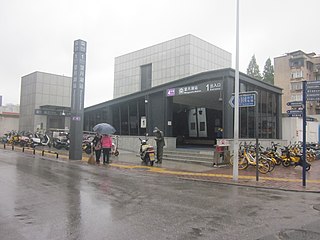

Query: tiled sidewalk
<box><xmin>107</xmin><ymin>151</ymin><xmax>320</xmax><ymax>192</ymax></box>
<box><xmin>1</xmin><ymin>145</ymin><xmax>319</xmax><ymax>192</ymax></box>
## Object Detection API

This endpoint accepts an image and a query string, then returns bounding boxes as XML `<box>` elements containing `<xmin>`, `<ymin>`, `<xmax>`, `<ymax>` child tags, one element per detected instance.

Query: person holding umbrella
<box><xmin>93</xmin><ymin>123</ymin><xmax>116</xmax><ymax>165</ymax></box>
<box><xmin>101</xmin><ymin>134</ymin><xmax>112</xmax><ymax>164</ymax></box>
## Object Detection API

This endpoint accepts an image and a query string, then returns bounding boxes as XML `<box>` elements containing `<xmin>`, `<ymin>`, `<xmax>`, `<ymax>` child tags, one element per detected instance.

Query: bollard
<box><xmin>22</xmin><ymin>147</ymin><xmax>25</xmax><ymax>152</ymax></box>
<box><xmin>56</xmin><ymin>152</ymin><xmax>59</xmax><ymax>158</ymax></box>
<box><xmin>42</xmin><ymin>150</ymin><xmax>44</xmax><ymax>156</ymax></box>
<box><xmin>33</xmin><ymin>148</ymin><xmax>35</xmax><ymax>155</ymax></box>
<box><xmin>4</xmin><ymin>144</ymin><xmax>5</xmax><ymax>149</ymax></box>
<box><xmin>12</xmin><ymin>145</ymin><xmax>14</xmax><ymax>150</ymax></box>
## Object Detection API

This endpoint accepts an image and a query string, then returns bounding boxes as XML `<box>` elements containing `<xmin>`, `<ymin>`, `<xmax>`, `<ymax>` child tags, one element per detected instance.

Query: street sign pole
<box><xmin>302</xmin><ymin>81</ymin><xmax>307</xmax><ymax>187</ymax></box>
<box><xmin>255</xmin><ymin>96</ymin><xmax>259</xmax><ymax>181</ymax></box>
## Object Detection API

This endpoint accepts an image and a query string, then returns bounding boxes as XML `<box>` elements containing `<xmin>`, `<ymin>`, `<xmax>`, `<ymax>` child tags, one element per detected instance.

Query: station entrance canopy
<box><xmin>167</xmin><ymin>80</ymin><xmax>223</xmax><ymax>110</ymax></box>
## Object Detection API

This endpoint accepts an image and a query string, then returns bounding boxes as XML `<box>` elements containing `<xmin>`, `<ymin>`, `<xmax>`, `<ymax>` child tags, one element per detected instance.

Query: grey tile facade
<box><xmin>19</xmin><ymin>72</ymin><xmax>72</xmax><ymax>132</ymax></box>
<box><xmin>114</xmin><ymin>34</ymin><xmax>231</xmax><ymax>98</ymax></box>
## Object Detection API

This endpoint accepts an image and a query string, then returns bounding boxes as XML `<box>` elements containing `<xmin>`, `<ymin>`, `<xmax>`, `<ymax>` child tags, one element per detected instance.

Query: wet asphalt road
<box><xmin>0</xmin><ymin>150</ymin><xmax>320</xmax><ymax>240</ymax></box>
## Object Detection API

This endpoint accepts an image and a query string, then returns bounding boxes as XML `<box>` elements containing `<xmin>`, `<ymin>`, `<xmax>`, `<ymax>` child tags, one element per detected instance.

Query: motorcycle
<box><xmin>82</xmin><ymin>140</ymin><xmax>93</xmax><ymax>154</ymax></box>
<box><xmin>139</xmin><ymin>137</ymin><xmax>155</xmax><ymax>166</ymax></box>
<box><xmin>19</xmin><ymin>135</ymin><xmax>32</xmax><ymax>147</ymax></box>
<box><xmin>7</xmin><ymin>131</ymin><xmax>20</xmax><ymax>145</ymax></box>
<box><xmin>30</xmin><ymin>133</ymin><xmax>51</xmax><ymax>148</ymax></box>
<box><xmin>53</xmin><ymin>134</ymin><xmax>70</xmax><ymax>150</ymax></box>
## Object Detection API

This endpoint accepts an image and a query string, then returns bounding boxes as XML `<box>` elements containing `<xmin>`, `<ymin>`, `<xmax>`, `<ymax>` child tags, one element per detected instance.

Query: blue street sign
<box><xmin>307</xmin><ymin>95</ymin><xmax>320</xmax><ymax>101</ymax></box>
<box><xmin>306</xmin><ymin>81</ymin><xmax>320</xmax><ymax>101</ymax></box>
<box><xmin>229</xmin><ymin>93</ymin><xmax>256</xmax><ymax>108</ymax></box>
<box><xmin>288</xmin><ymin>113</ymin><xmax>303</xmax><ymax>117</ymax></box>
<box><xmin>287</xmin><ymin>109</ymin><xmax>303</xmax><ymax>117</ymax></box>
<box><xmin>306</xmin><ymin>80</ymin><xmax>320</xmax><ymax>88</ymax></box>
<box><xmin>287</xmin><ymin>110</ymin><xmax>303</xmax><ymax>114</ymax></box>
<box><xmin>286</xmin><ymin>101</ymin><xmax>304</xmax><ymax>108</ymax></box>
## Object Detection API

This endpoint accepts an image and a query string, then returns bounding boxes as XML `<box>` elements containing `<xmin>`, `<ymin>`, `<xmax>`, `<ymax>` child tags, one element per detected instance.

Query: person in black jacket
<box><xmin>92</xmin><ymin>134</ymin><xmax>102</xmax><ymax>164</ymax></box>
<box><xmin>153</xmin><ymin>127</ymin><xmax>165</xmax><ymax>164</ymax></box>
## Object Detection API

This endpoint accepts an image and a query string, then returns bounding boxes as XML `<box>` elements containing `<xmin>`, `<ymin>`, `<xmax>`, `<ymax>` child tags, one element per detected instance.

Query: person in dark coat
<box><xmin>92</xmin><ymin>134</ymin><xmax>102</xmax><ymax>164</ymax></box>
<box><xmin>153</xmin><ymin>127</ymin><xmax>165</xmax><ymax>164</ymax></box>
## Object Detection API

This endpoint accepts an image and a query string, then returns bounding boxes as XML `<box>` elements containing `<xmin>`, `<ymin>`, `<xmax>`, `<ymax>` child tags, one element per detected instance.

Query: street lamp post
<box><xmin>233</xmin><ymin>0</ymin><xmax>240</xmax><ymax>181</ymax></box>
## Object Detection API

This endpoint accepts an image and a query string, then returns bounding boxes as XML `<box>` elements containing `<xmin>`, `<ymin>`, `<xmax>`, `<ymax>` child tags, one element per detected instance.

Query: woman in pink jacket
<box><xmin>101</xmin><ymin>134</ymin><xmax>113</xmax><ymax>164</ymax></box>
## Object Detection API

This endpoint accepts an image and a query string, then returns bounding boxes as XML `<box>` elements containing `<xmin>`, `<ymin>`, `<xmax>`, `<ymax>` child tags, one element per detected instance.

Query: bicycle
<box><xmin>230</xmin><ymin>142</ymin><xmax>270</xmax><ymax>174</ymax></box>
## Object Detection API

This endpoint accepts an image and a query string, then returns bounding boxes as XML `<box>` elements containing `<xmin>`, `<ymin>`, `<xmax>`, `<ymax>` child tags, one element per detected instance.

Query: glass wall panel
<box><xmin>248</xmin><ymin>106</ymin><xmax>255</xmax><ymax>138</ymax></box>
<box><xmin>240</xmin><ymin>108</ymin><xmax>248</xmax><ymax>138</ymax></box>
<box><xmin>120</xmin><ymin>104</ymin><xmax>129</xmax><ymax>135</ymax></box>
<box><xmin>260</xmin><ymin>90</ymin><xmax>268</xmax><ymax>138</ymax></box>
<box><xmin>129</xmin><ymin>101</ymin><xmax>138</xmax><ymax>135</ymax></box>
<box><xmin>138</xmin><ymin>99</ymin><xmax>146</xmax><ymax>136</ymax></box>
<box><xmin>112</xmin><ymin>106</ymin><xmax>120</xmax><ymax>135</ymax></box>
<box><xmin>238</xmin><ymin>82</ymin><xmax>279</xmax><ymax>139</ymax></box>
<box><xmin>101</xmin><ymin>107</ymin><xmax>108</xmax><ymax>123</ymax></box>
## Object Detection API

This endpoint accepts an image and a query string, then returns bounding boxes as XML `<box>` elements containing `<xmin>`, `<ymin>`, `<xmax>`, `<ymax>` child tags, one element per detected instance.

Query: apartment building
<box><xmin>274</xmin><ymin>50</ymin><xmax>320</xmax><ymax>114</ymax></box>
<box><xmin>0</xmin><ymin>104</ymin><xmax>19</xmax><ymax>136</ymax></box>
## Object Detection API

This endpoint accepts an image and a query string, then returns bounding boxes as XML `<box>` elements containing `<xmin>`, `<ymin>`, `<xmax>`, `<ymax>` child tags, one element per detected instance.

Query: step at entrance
<box><xmin>163</xmin><ymin>149</ymin><xmax>215</xmax><ymax>166</ymax></box>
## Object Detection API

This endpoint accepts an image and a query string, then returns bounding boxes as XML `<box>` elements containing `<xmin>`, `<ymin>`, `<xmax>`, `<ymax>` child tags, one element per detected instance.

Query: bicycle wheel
<box><xmin>258</xmin><ymin>159</ymin><xmax>270</xmax><ymax>174</ymax></box>
<box><xmin>274</xmin><ymin>156</ymin><xmax>282</xmax><ymax>165</ymax></box>
<box><xmin>238</xmin><ymin>157</ymin><xmax>249</xmax><ymax>170</ymax></box>
<box><xmin>261</xmin><ymin>155</ymin><xmax>275</xmax><ymax>172</ymax></box>
<box><xmin>282</xmin><ymin>159</ymin><xmax>291</xmax><ymax>167</ymax></box>
<box><xmin>268</xmin><ymin>158</ymin><xmax>276</xmax><ymax>172</ymax></box>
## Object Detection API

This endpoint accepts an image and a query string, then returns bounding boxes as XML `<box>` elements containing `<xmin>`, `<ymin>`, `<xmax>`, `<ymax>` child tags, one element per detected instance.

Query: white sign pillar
<box><xmin>233</xmin><ymin>0</ymin><xmax>240</xmax><ymax>181</ymax></box>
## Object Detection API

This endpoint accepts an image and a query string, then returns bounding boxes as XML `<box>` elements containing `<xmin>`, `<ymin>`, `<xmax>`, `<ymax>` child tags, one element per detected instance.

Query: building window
<box><xmin>140</xmin><ymin>64</ymin><xmax>152</xmax><ymax>91</ymax></box>
<box><xmin>291</xmin><ymin>71</ymin><xmax>303</xmax><ymax>79</ymax></box>
<box><xmin>291</xmin><ymin>94</ymin><xmax>302</xmax><ymax>101</ymax></box>
<box><xmin>290</xmin><ymin>82</ymin><xmax>302</xmax><ymax>91</ymax></box>
<box><xmin>199</xmin><ymin>122</ymin><xmax>205</xmax><ymax>131</ymax></box>
<box><xmin>289</xmin><ymin>58</ymin><xmax>304</xmax><ymax>68</ymax></box>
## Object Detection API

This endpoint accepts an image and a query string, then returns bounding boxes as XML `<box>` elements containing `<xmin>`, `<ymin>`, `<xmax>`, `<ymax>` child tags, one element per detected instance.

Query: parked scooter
<box><xmin>19</xmin><ymin>135</ymin><xmax>32</xmax><ymax>147</ymax></box>
<box><xmin>111</xmin><ymin>135</ymin><xmax>120</xmax><ymax>156</ymax></box>
<box><xmin>7</xmin><ymin>131</ymin><xmax>20</xmax><ymax>145</ymax></box>
<box><xmin>53</xmin><ymin>133</ymin><xmax>70</xmax><ymax>150</ymax></box>
<box><xmin>30</xmin><ymin>133</ymin><xmax>51</xmax><ymax>148</ymax></box>
<box><xmin>280</xmin><ymin>145</ymin><xmax>311</xmax><ymax>171</ymax></box>
<box><xmin>82</xmin><ymin>141</ymin><xmax>92</xmax><ymax>154</ymax></box>
<box><xmin>139</xmin><ymin>137</ymin><xmax>155</xmax><ymax>166</ymax></box>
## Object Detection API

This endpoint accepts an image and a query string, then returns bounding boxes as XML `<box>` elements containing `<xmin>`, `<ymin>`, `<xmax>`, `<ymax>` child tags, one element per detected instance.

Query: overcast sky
<box><xmin>1</xmin><ymin>0</ymin><xmax>319</xmax><ymax>107</ymax></box>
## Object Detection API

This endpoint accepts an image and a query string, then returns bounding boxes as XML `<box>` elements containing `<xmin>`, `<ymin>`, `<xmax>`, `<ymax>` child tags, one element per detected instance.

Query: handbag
<box><xmin>95</xmin><ymin>141</ymin><xmax>102</xmax><ymax>150</ymax></box>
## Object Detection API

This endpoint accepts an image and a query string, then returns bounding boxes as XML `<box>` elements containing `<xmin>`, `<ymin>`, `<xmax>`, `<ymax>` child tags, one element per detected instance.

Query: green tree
<box><xmin>262</xmin><ymin>58</ymin><xmax>274</xmax><ymax>84</ymax></box>
<box><xmin>246</xmin><ymin>55</ymin><xmax>262</xmax><ymax>80</ymax></box>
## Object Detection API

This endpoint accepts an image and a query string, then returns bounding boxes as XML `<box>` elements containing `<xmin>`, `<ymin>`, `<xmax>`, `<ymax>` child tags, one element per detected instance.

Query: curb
<box><xmin>177</xmin><ymin>176</ymin><xmax>320</xmax><ymax>194</ymax></box>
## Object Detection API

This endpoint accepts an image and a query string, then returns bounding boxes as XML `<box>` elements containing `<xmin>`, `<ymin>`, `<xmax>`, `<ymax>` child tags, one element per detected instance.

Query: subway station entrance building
<box><xmin>84</xmin><ymin>68</ymin><xmax>282</xmax><ymax>146</ymax></box>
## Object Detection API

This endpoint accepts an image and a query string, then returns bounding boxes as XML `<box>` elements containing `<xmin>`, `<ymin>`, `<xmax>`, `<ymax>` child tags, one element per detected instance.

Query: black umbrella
<box><xmin>93</xmin><ymin>123</ymin><xmax>116</xmax><ymax>135</ymax></box>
